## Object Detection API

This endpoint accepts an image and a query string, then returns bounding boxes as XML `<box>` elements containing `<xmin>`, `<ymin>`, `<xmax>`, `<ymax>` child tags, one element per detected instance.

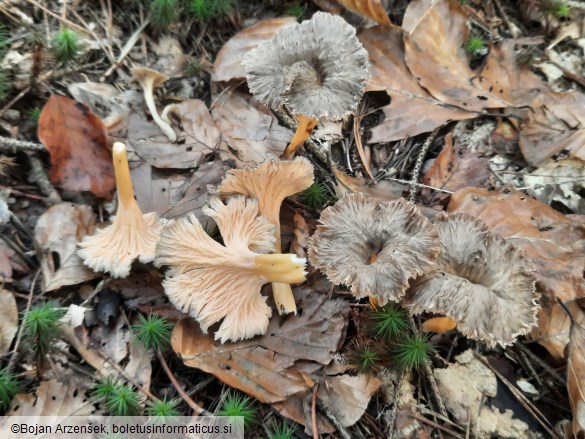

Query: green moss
<box><xmin>150</xmin><ymin>0</ymin><xmax>179</xmax><ymax>29</ymax></box>
<box><xmin>52</xmin><ymin>28</ymin><xmax>80</xmax><ymax>63</ymax></box>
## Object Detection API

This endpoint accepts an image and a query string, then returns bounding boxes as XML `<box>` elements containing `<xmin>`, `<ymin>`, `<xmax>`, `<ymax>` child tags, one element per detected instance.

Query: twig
<box><xmin>156</xmin><ymin>350</ymin><xmax>209</xmax><ymax>415</ymax></box>
<box><xmin>0</xmin><ymin>86</ymin><xmax>31</xmax><ymax>119</ymax></box>
<box><xmin>25</xmin><ymin>0</ymin><xmax>91</xmax><ymax>35</ymax></box>
<box><xmin>311</xmin><ymin>384</ymin><xmax>319</xmax><ymax>439</ymax></box>
<box><xmin>318</xmin><ymin>401</ymin><xmax>352</xmax><ymax>439</ymax></box>
<box><xmin>408</xmin><ymin>129</ymin><xmax>438</xmax><ymax>203</ymax></box>
<box><xmin>7</xmin><ymin>269</ymin><xmax>40</xmax><ymax>372</ymax></box>
<box><xmin>26</xmin><ymin>153</ymin><xmax>62</xmax><ymax>205</ymax></box>
<box><xmin>514</xmin><ymin>342</ymin><xmax>566</xmax><ymax>387</ymax></box>
<box><xmin>353</xmin><ymin>103</ymin><xmax>375</xmax><ymax>181</ymax></box>
<box><xmin>101</xmin><ymin>19</ymin><xmax>150</xmax><ymax>81</ymax></box>
<box><xmin>410</xmin><ymin>413</ymin><xmax>465</xmax><ymax>439</ymax></box>
<box><xmin>0</xmin><ymin>136</ymin><xmax>45</xmax><ymax>151</ymax></box>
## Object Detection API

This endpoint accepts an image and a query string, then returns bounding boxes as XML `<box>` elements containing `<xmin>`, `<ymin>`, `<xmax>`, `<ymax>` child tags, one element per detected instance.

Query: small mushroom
<box><xmin>405</xmin><ymin>213</ymin><xmax>540</xmax><ymax>348</ymax></box>
<box><xmin>217</xmin><ymin>157</ymin><xmax>314</xmax><ymax>314</ymax></box>
<box><xmin>131</xmin><ymin>67</ymin><xmax>176</xmax><ymax>142</ymax></box>
<box><xmin>155</xmin><ymin>196</ymin><xmax>307</xmax><ymax>343</ymax></box>
<box><xmin>308</xmin><ymin>194</ymin><xmax>439</xmax><ymax>303</ymax></box>
<box><xmin>78</xmin><ymin>142</ymin><xmax>165</xmax><ymax>278</ymax></box>
<box><xmin>243</xmin><ymin>12</ymin><xmax>370</xmax><ymax>159</ymax></box>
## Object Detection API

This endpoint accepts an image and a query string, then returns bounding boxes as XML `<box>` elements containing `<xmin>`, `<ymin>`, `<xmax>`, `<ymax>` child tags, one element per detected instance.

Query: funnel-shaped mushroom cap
<box><xmin>217</xmin><ymin>157</ymin><xmax>314</xmax><ymax>249</ymax></box>
<box><xmin>308</xmin><ymin>194</ymin><xmax>440</xmax><ymax>302</ymax></box>
<box><xmin>155</xmin><ymin>196</ymin><xmax>307</xmax><ymax>343</ymax></box>
<box><xmin>78</xmin><ymin>142</ymin><xmax>164</xmax><ymax>278</ymax></box>
<box><xmin>243</xmin><ymin>11</ymin><xmax>370</xmax><ymax>119</ymax></box>
<box><xmin>131</xmin><ymin>67</ymin><xmax>169</xmax><ymax>88</ymax></box>
<box><xmin>405</xmin><ymin>213</ymin><xmax>539</xmax><ymax>348</ymax></box>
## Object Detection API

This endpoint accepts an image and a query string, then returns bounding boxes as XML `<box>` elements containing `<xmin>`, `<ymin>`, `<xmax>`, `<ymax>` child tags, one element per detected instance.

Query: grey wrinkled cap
<box><xmin>243</xmin><ymin>12</ymin><xmax>370</xmax><ymax>119</ymax></box>
<box><xmin>405</xmin><ymin>213</ymin><xmax>540</xmax><ymax>348</ymax></box>
<box><xmin>308</xmin><ymin>194</ymin><xmax>439</xmax><ymax>302</ymax></box>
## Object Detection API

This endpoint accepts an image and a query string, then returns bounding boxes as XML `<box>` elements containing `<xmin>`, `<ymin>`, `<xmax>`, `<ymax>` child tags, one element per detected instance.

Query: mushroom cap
<box><xmin>155</xmin><ymin>196</ymin><xmax>278</xmax><ymax>343</ymax></box>
<box><xmin>131</xmin><ymin>66</ymin><xmax>169</xmax><ymax>88</ymax></box>
<box><xmin>243</xmin><ymin>11</ymin><xmax>370</xmax><ymax>119</ymax></box>
<box><xmin>217</xmin><ymin>157</ymin><xmax>314</xmax><ymax>233</ymax></box>
<box><xmin>78</xmin><ymin>211</ymin><xmax>164</xmax><ymax>278</ymax></box>
<box><xmin>308</xmin><ymin>194</ymin><xmax>440</xmax><ymax>302</ymax></box>
<box><xmin>405</xmin><ymin>213</ymin><xmax>540</xmax><ymax>348</ymax></box>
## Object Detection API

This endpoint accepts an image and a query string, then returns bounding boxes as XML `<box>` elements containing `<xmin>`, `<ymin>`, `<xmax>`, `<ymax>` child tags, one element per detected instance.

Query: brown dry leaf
<box><xmin>114</xmin><ymin>102</ymin><xmax>217</xmax><ymax>170</ymax></box>
<box><xmin>38</xmin><ymin>96</ymin><xmax>115</xmax><ymax>199</ymax></box>
<box><xmin>333</xmin><ymin>165</ymin><xmax>406</xmax><ymax>201</ymax></box>
<box><xmin>337</xmin><ymin>0</ymin><xmax>391</xmax><ymax>26</ymax></box>
<box><xmin>171</xmin><ymin>287</ymin><xmax>349</xmax><ymax>403</ymax></box>
<box><xmin>519</xmin><ymin>92</ymin><xmax>585</xmax><ymax>166</ymax></box>
<box><xmin>34</xmin><ymin>203</ymin><xmax>100</xmax><ymax>292</ymax></box>
<box><xmin>212</xmin><ymin>92</ymin><xmax>292</xmax><ymax>167</ymax></box>
<box><xmin>567</xmin><ymin>299</ymin><xmax>585</xmax><ymax>436</ymax></box>
<box><xmin>447</xmin><ymin>187</ymin><xmax>585</xmax><ymax>358</ymax></box>
<box><xmin>0</xmin><ymin>289</ymin><xmax>17</xmax><ymax>355</ymax></box>
<box><xmin>524</xmin><ymin>159</ymin><xmax>585</xmax><ymax>214</ymax></box>
<box><xmin>402</xmin><ymin>0</ymin><xmax>511</xmax><ymax>112</ymax></box>
<box><xmin>359</xmin><ymin>26</ymin><xmax>474</xmax><ymax>143</ymax></box>
<box><xmin>129</xmin><ymin>159</ymin><xmax>225</xmax><ymax>223</ymax></box>
<box><xmin>292</xmin><ymin>210</ymin><xmax>310</xmax><ymax>258</ymax></box>
<box><xmin>422</xmin><ymin>133</ymin><xmax>490</xmax><ymax>191</ymax></box>
<box><xmin>212</xmin><ymin>17</ymin><xmax>296</xmax><ymax>83</ymax></box>
<box><xmin>0</xmin><ymin>239</ymin><xmax>28</xmax><ymax>282</ymax></box>
<box><xmin>8</xmin><ymin>379</ymin><xmax>94</xmax><ymax>416</ymax></box>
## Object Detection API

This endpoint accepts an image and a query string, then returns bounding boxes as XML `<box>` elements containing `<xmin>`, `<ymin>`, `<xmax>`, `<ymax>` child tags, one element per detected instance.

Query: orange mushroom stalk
<box><xmin>155</xmin><ymin>197</ymin><xmax>307</xmax><ymax>343</ymax></box>
<box><xmin>78</xmin><ymin>142</ymin><xmax>164</xmax><ymax>278</ymax></box>
<box><xmin>283</xmin><ymin>114</ymin><xmax>318</xmax><ymax>159</ymax></box>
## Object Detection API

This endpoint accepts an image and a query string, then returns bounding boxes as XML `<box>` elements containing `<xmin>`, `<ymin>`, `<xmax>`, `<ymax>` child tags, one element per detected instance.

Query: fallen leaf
<box><xmin>422</xmin><ymin>133</ymin><xmax>491</xmax><ymax>191</ymax></box>
<box><xmin>292</xmin><ymin>211</ymin><xmax>310</xmax><ymax>258</ymax></box>
<box><xmin>519</xmin><ymin>92</ymin><xmax>585</xmax><ymax>166</ymax></box>
<box><xmin>135</xmin><ymin>159</ymin><xmax>225</xmax><ymax>222</ymax></box>
<box><xmin>337</xmin><ymin>0</ymin><xmax>391</xmax><ymax>26</ymax></box>
<box><xmin>212</xmin><ymin>92</ymin><xmax>292</xmax><ymax>167</ymax></box>
<box><xmin>447</xmin><ymin>187</ymin><xmax>585</xmax><ymax>358</ymax></box>
<box><xmin>333</xmin><ymin>165</ymin><xmax>406</xmax><ymax>201</ymax></box>
<box><xmin>523</xmin><ymin>159</ymin><xmax>585</xmax><ymax>214</ymax></box>
<box><xmin>171</xmin><ymin>286</ymin><xmax>349</xmax><ymax>403</ymax></box>
<box><xmin>402</xmin><ymin>0</ymin><xmax>511</xmax><ymax>112</ymax></box>
<box><xmin>8</xmin><ymin>379</ymin><xmax>94</xmax><ymax>416</ymax></box>
<box><xmin>34</xmin><ymin>203</ymin><xmax>100</xmax><ymax>292</ymax></box>
<box><xmin>38</xmin><ymin>96</ymin><xmax>115</xmax><ymax>199</ymax></box>
<box><xmin>150</xmin><ymin>35</ymin><xmax>187</xmax><ymax>77</ymax></box>
<box><xmin>566</xmin><ymin>299</ymin><xmax>585</xmax><ymax>437</ymax></box>
<box><xmin>117</xmin><ymin>105</ymin><xmax>216</xmax><ymax>170</ymax></box>
<box><xmin>212</xmin><ymin>17</ymin><xmax>296</xmax><ymax>83</ymax></box>
<box><xmin>434</xmin><ymin>350</ymin><xmax>532</xmax><ymax>437</ymax></box>
<box><xmin>359</xmin><ymin>26</ymin><xmax>474</xmax><ymax>143</ymax></box>
<box><xmin>0</xmin><ymin>289</ymin><xmax>17</xmax><ymax>355</ymax></box>
<box><xmin>68</xmin><ymin>82</ymin><xmax>126</xmax><ymax>119</ymax></box>
<box><xmin>0</xmin><ymin>239</ymin><xmax>29</xmax><ymax>282</ymax></box>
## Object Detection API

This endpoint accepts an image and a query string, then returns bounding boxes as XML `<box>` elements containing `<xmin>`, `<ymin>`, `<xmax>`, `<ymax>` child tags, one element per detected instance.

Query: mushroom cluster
<box><xmin>308</xmin><ymin>195</ymin><xmax>540</xmax><ymax>348</ymax></box>
<box><xmin>243</xmin><ymin>11</ymin><xmax>370</xmax><ymax>159</ymax></box>
<box><xmin>405</xmin><ymin>213</ymin><xmax>539</xmax><ymax>348</ymax></box>
<box><xmin>78</xmin><ymin>142</ymin><xmax>165</xmax><ymax>278</ymax></box>
<box><xmin>216</xmin><ymin>157</ymin><xmax>314</xmax><ymax>315</ymax></box>
<box><xmin>155</xmin><ymin>196</ymin><xmax>306</xmax><ymax>343</ymax></box>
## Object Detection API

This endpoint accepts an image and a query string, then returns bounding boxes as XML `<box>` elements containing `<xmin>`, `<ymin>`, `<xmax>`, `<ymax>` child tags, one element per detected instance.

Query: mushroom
<box><xmin>243</xmin><ymin>12</ymin><xmax>370</xmax><ymax>159</ymax></box>
<box><xmin>405</xmin><ymin>213</ymin><xmax>540</xmax><ymax>348</ymax></box>
<box><xmin>216</xmin><ymin>157</ymin><xmax>314</xmax><ymax>314</ymax></box>
<box><xmin>78</xmin><ymin>142</ymin><xmax>165</xmax><ymax>278</ymax></box>
<box><xmin>155</xmin><ymin>196</ymin><xmax>307</xmax><ymax>343</ymax></box>
<box><xmin>131</xmin><ymin>67</ymin><xmax>176</xmax><ymax>142</ymax></box>
<box><xmin>308</xmin><ymin>193</ymin><xmax>439</xmax><ymax>303</ymax></box>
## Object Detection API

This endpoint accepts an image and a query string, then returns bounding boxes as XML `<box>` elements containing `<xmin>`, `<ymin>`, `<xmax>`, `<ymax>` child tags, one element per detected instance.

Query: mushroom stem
<box><xmin>254</xmin><ymin>253</ymin><xmax>306</xmax><ymax>284</ymax></box>
<box><xmin>283</xmin><ymin>114</ymin><xmax>318</xmax><ymax>159</ymax></box>
<box><xmin>140</xmin><ymin>78</ymin><xmax>177</xmax><ymax>142</ymax></box>
<box><xmin>112</xmin><ymin>142</ymin><xmax>136</xmax><ymax>210</ymax></box>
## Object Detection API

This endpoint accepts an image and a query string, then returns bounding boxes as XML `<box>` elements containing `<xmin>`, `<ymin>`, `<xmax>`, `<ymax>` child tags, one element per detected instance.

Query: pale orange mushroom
<box><xmin>155</xmin><ymin>196</ymin><xmax>307</xmax><ymax>343</ymax></box>
<box><xmin>216</xmin><ymin>157</ymin><xmax>314</xmax><ymax>314</ymax></box>
<box><xmin>78</xmin><ymin>142</ymin><xmax>164</xmax><ymax>278</ymax></box>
